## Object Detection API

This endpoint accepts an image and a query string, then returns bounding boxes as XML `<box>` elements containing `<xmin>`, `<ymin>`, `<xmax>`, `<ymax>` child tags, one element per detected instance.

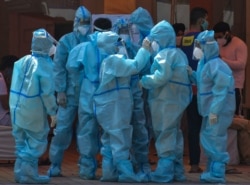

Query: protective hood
<box><xmin>97</xmin><ymin>31</ymin><xmax>120</xmax><ymax>55</ymax></box>
<box><xmin>88</xmin><ymin>32</ymin><xmax>98</xmax><ymax>46</ymax></box>
<box><xmin>73</xmin><ymin>6</ymin><xmax>91</xmax><ymax>32</ymax></box>
<box><xmin>130</xmin><ymin>7</ymin><xmax>154</xmax><ymax>38</ymax></box>
<box><xmin>196</xmin><ymin>30</ymin><xmax>219</xmax><ymax>61</ymax></box>
<box><xmin>112</xmin><ymin>18</ymin><xmax>129</xmax><ymax>34</ymax></box>
<box><xmin>31</xmin><ymin>28</ymin><xmax>55</xmax><ymax>55</ymax></box>
<box><xmin>149</xmin><ymin>20</ymin><xmax>176</xmax><ymax>48</ymax></box>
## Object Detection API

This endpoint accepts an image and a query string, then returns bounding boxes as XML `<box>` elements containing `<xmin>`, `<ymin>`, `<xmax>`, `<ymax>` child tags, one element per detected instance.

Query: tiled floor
<box><xmin>1</xmin><ymin>139</ymin><xmax>250</xmax><ymax>185</ymax></box>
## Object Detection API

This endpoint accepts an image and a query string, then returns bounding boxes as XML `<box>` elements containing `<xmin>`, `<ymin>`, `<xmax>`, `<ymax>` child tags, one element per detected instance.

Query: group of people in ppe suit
<box><xmin>9</xmin><ymin>4</ymin><xmax>235</xmax><ymax>184</ymax></box>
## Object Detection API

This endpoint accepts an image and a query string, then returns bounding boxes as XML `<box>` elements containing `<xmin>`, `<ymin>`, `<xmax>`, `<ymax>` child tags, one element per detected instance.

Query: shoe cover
<box><xmin>200</xmin><ymin>161</ymin><xmax>226</xmax><ymax>183</ymax></box>
<box><xmin>100</xmin><ymin>157</ymin><xmax>118</xmax><ymax>182</ymax></box>
<box><xmin>135</xmin><ymin>162</ymin><xmax>151</xmax><ymax>174</ymax></box>
<box><xmin>19</xmin><ymin>161</ymin><xmax>50</xmax><ymax>184</ymax></box>
<box><xmin>150</xmin><ymin>158</ymin><xmax>174</xmax><ymax>183</ymax></box>
<box><xmin>200</xmin><ymin>172</ymin><xmax>226</xmax><ymax>183</ymax></box>
<box><xmin>14</xmin><ymin>158</ymin><xmax>22</xmax><ymax>182</ymax></box>
<box><xmin>47</xmin><ymin>164</ymin><xmax>61</xmax><ymax>177</ymax></box>
<box><xmin>210</xmin><ymin>161</ymin><xmax>225</xmax><ymax>178</ymax></box>
<box><xmin>135</xmin><ymin>162</ymin><xmax>151</xmax><ymax>182</ymax></box>
<box><xmin>79</xmin><ymin>156</ymin><xmax>96</xmax><ymax>180</ymax></box>
<box><xmin>174</xmin><ymin>159</ymin><xmax>186</xmax><ymax>182</ymax></box>
<box><xmin>116</xmin><ymin>160</ymin><xmax>141</xmax><ymax>182</ymax></box>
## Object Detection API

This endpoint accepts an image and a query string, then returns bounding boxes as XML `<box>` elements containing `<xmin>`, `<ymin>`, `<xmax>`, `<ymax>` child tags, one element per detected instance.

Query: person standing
<box><xmin>93</xmin><ymin>31</ymin><xmax>151</xmax><ymax>182</ymax></box>
<box><xmin>172</xmin><ymin>22</ymin><xmax>186</xmax><ymax>46</ymax></box>
<box><xmin>180</xmin><ymin>7</ymin><xmax>208</xmax><ymax>173</ymax></box>
<box><xmin>10</xmin><ymin>28</ymin><xmax>58</xmax><ymax>184</ymax></box>
<box><xmin>47</xmin><ymin>6</ymin><xmax>92</xmax><ymax>177</ymax></box>
<box><xmin>213</xmin><ymin>21</ymin><xmax>248</xmax><ymax>117</ymax></box>
<box><xmin>188</xmin><ymin>30</ymin><xmax>235</xmax><ymax>183</ymax></box>
<box><xmin>129</xmin><ymin>7</ymin><xmax>155</xmax><ymax>168</ymax></box>
<box><xmin>140</xmin><ymin>20</ymin><xmax>192</xmax><ymax>183</ymax></box>
<box><xmin>112</xmin><ymin>8</ymin><xmax>154</xmax><ymax>176</ymax></box>
<box><xmin>65</xmin><ymin>18</ymin><xmax>113</xmax><ymax>180</ymax></box>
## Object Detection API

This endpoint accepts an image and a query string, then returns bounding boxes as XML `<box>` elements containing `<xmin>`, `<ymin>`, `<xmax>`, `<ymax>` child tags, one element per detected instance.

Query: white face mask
<box><xmin>151</xmin><ymin>41</ymin><xmax>160</xmax><ymax>53</ymax></box>
<box><xmin>49</xmin><ymin>45</ymin><xmax>56</xmax><ymax>56</ymax></box>
<box><xmin>193</xmin><ymin>47</ymin><xmax>203</xmax><ymax>60</ymax></box>
<box><xmin>78</xmin><ymin>25</ymin><xmax>90</xmax><ymax>35</ymax></box>
<box><xmin>217</xmin><ymin>38</ymin><xmax>227</xmax><ymax>46</ymax></box>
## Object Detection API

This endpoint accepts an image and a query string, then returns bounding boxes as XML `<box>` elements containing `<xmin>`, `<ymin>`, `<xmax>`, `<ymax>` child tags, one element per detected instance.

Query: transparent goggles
<box><xmin>78</xmin><ymin>18</ymin><xmax>91</xmax><ymax>26</ymax></box>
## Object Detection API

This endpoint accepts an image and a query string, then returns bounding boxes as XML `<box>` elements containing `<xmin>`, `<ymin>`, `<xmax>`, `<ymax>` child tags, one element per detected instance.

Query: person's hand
<box><xmin>142</xmin><ymin>37</ymin><xmax>151</xmax><ymax>51</ymax></box>
<box><xmin>209</xmin><ymin>113</ymin><xmax>217</xmax><ymax>125</ymax></box>
<box><xmin>187</xmin><ymin>65</ymin><xmax>193</xmax><ymax>76</ymax></box>
<box><xmin>50</xmin><ymin>115</ymin><xmax>57</xmax><ymax>127</ymax></box>
<box><xmin>57</xmin><ymin>92</ymin><xmax>67</xmax><ymax>108</ymax></box>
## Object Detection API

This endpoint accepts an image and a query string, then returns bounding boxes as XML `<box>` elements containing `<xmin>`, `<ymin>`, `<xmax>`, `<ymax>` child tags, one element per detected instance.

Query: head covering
<box><xmin>195</xmin><ymin>30</ymin><xmax>219</xmax><ymax>60</ymax></box>
<box><xmin>149</xmin><ymin>20</ymin><xmax>176</xmax><ymax>48</ymax></box>
<box><xmin>97</xmin><ymin>31</ymin><xmax>120</xmax><ymax>55</ymax></box>
<box><xmin>73</xmin><ymin>6</ymin><xmax>91</xmax><ymax>32</ymax></box>
<box><xmin>31</xmin><ymin>28</ymin><xmax>55</xmax><ymax>54</ymax></box>
<box><xmin>93</xmin><ymin>17</ymin><xmax>112</xmax><ymax>32</ymax></box>
<box><xmin>112</xmin><ymin>18</ymin><xmax>129</xmax><ymax>34</ymax></box>
<box><xmin>129</xmin><ymin>7</ymin><xmax>154</xmax><ymax>38</ymax></box>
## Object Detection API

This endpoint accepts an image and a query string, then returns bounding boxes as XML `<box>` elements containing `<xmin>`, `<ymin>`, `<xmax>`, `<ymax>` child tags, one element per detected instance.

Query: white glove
<box><xmin>187</xmin><ymin>65</ymin><xmax>193</xmax><ymax>76</ymax></box>
<box><xmin>209</xmin><ymin>113</ymin><xmax>218</xmax><ymax>125</ymax></box>
<box><xmin>142</xmin><ymin>37</ymin><xmax>151</xmax><ymax>51</ymax></box>
<box><xmin>57</xmin><ymin>92</ymin><xmax>67</xmax><ymax>108</ymax></box>
<box><xmin>50</xmin><ymin>115</ymin><xmax>57</xmax><ymax>127</ymax></box>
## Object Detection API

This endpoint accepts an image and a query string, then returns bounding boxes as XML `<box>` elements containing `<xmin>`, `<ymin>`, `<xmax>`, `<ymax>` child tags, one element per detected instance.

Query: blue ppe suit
<box><xmin>48</xmin><ymin>6</ymin><xmax>91</xmax><ymax>177</ymax></box>
<box><xmin>127</xmin><ymin>7</ymin><xmax>154</xmax><ymax>174</ymax></box>
<box><xmin>141</xmin><ymin>20</ymin><xmax>192</xmax><ymax>183</ymax></box>
<box><xmin>93</xmin><ymin>31</ymin><xmax>151</xmax><ymax>182</ymax></box>
<box><xmin>190</xmin><ymin>30</ymin><xmax>235</xmax><ymax>183</ymax></box>
<box><xmin>65</xmin><ymin>32</ymin><xmax>102</xmax><ymax>179</ymax></box>
<box><xmin>10</xmin><ymin>28</ymin><xmax>58</xmax><ymax>184</ymax></box>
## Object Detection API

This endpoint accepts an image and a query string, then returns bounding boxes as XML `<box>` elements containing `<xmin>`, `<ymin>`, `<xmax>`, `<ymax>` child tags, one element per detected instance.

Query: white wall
<box><xmin>157</xmin><ymin>1</ymin><xmax>189</xmax><ymax>30</ymax></box>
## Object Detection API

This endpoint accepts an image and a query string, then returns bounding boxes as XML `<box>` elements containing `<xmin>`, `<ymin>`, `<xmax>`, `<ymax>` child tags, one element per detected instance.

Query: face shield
<box><xmin>192</xmin><ymin>40</ymin><xmax>203</xmax><ymax>60</ymax></box>
<box><xmin>118</xmin><ymin>26</ymin><xmax>131</xmax><ymax>43</ymax></box>
<box><xmin>116</xmin><ymin>37</ymin><xmax>129</xmax><ymax>58</ymax></box>
<box><xmin>193</xmin><ymin>38</ymin><xmax>218</xmax><ymax>61</ymax></box>
<box><xmin>129</xmin><ymin>24</ymin><xmax>140</xmax><ymax>45</ymax></box>
<box><xmin>77</xmin><ymin>18</ymin><xmax>91</xmax><ymax>35</ymax></box>
<box><xmin>31</xmin><ymin>29</ymin><xmax>58</xmax><ymax>55</ymax></box>
<box><xmin>33</xmin><ymin>29</ymin><xmax>58</xmax><ymax>45</ymax></box>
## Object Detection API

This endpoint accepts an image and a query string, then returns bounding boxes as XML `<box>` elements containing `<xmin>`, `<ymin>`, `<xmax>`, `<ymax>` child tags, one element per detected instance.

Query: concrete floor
<box><xmin>1</xmin><ymin>139</ymin><xmax>250</xmax><ymax>185</ymax></box>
